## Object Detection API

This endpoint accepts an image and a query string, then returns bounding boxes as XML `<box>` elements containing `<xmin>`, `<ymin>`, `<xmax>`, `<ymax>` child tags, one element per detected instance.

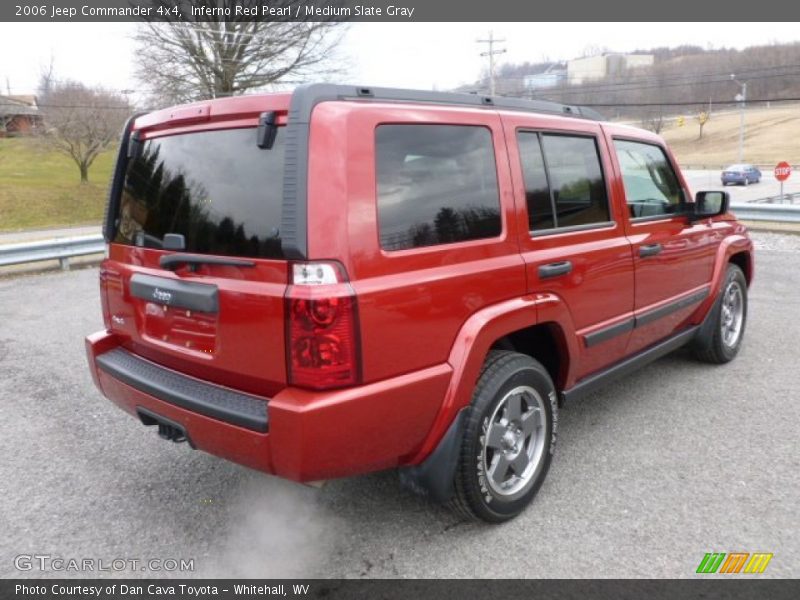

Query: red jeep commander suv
<box><xmin>86</xmin><ymin>84</ymin><xmax>753</xmax><ymax>522</ymax></box>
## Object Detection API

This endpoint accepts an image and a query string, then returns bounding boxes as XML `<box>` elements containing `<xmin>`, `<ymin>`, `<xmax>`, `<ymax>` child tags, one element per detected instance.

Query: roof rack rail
<box><xmin>288</xmin><ymin>83</ymin><xmax>605</xmax><ymax>125</ymax></box>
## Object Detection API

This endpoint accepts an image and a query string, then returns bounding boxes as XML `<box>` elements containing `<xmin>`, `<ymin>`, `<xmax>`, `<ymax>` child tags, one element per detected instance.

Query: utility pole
<box><xmin>477</xmin><ymin>31</ymin><xmax>506</xmax><ymax>96</ymax></box>
<box><xmin>730</xmin><ymin>74</ymin><xmax>748</xmax><ymax>163</ymax></box>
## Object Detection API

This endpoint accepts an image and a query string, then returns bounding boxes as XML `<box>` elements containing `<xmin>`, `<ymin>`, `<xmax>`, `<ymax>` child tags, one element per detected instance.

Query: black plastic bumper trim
<box><xmin>563</xmin><ymin>325</ymin><xmax>699</xmax><ymax>404</ymax></box>
<box><xmin>582</xmin><ymin>286</ymin><xmax>710</xmax><ymax>348</ymax></box>
<box><xmin>130</xmin><ymin>273</ymin><xmax>219</xmax><ymax>313</ymax></box>
<box><xmin>635</xmin><ymin>287</ymin><xmax>710</xmax><ymax>328</ymax></box>
<box><xmin>584</xmin><ymin>318</ymin><xmax>635</xmax><ymax>348</ymax></box>
<box><xmin>96</xmin><ymin>348</ymin><xmax>268</xmax><ymax>432</ymax></box>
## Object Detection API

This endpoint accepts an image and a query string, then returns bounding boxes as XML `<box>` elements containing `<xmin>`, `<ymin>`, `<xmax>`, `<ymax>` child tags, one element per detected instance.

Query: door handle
<box><xmin>639</xmin><ymin>243</ymin><xmax>662</xmax><ymax>258</ymax></box>
<box><xmin>538</xmin><ymin>261</ymin><xmax>573</xmax><ymax>279</ymax></box>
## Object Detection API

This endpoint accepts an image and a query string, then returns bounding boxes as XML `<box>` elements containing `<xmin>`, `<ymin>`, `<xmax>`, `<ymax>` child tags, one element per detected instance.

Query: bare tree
<box><xmin>696</xmin><ymin>110</ymin><xmax>710</xmax><ymax>139</ymax></box>
<box><xmin>134</xmin><ymin>1</ymin><xmax>345</xmax><ymax>106</ymax></box>
<box><xmin>641</xmin><ymin>109</ymin><xmax>665</xmax><ymax>134</ymax></box>
<box><xmin>39</xmin><ymin>81</ymin><xmax>129</xmax><ymax>183</ymax></box>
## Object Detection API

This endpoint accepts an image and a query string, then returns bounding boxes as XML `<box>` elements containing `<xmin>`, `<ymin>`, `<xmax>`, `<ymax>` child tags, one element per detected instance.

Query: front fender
<box><xmin>691</xmin><ymin>231</ymin><xmax>753</xmax><ymax>323</ymax></box>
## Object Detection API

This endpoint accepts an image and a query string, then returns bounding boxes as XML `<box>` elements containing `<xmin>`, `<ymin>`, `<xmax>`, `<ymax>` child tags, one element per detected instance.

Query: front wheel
<box><xmin>693</xmin><ymin>264</ymin><xmax>748</xmax><ymax>363</ymax></box>
<box><xmin>449</xmin><ymin>351</ymin><xmax>557</xmax><ymax>523</ymax></box>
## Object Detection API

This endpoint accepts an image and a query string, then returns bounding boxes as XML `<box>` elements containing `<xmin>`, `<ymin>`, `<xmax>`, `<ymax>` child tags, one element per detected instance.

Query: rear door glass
<box><xmin>116</xmin><ymin>127</ymin><xmax>285</xmax><ymax>259</ymax></box>
<box><xmin>517</xmin><ymin>131</ymin><xmax>611</xmax><ymax>231</ymax></box>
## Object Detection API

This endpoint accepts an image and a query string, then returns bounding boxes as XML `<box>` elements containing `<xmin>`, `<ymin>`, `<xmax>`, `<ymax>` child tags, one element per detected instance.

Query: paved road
<box><xmin>1</xmin><ymin>233</ymin><xmax>798</xmax><ymax>579</ymax></box>
<box><xmin>682</xmin><ymin>169</ymin><xmax>800</xmax><ymax>204</ymax></box>
<box><xmin>0</xmin><ymin>225</ymin><xmax>101</xmax><ymax>246</ymax></box>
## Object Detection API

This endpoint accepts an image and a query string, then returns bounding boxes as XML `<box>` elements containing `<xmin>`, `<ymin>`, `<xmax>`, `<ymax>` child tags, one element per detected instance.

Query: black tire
<box><xmin>449</xmin><ymin>350</ymin><xmax>557</xmax><ymax>523</ymax></box>
<box><xmin>692</xmin><ymin>264</ymin><xmax>748</xmax><ymax>364</ymax></box>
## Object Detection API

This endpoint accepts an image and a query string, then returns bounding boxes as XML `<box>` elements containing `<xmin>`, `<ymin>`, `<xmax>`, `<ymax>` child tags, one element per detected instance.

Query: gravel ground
<box><xmin>0</xmin><ymin>232</ymin><xmax>797</xmax><ymax>579</ymax></box>
<box><xmin>751</xmin><ymin>231</ymin><xmax>800</xmax><ymax>252</ymax></box>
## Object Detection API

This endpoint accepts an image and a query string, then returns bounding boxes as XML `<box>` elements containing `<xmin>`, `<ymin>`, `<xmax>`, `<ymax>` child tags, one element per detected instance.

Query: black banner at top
<box><xmin>3</xmin><ymin>0</ymin><xmax>800</xmax><ymax>22</ymax></box>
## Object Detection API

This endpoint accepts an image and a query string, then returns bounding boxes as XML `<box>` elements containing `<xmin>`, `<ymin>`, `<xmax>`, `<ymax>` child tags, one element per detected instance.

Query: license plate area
<box><xmin>142</xmin><ymin>302</ymin><xmax>218</xmax><ymax>354</ymax></box>
<box><xmin>130</xmin><ymin>273</ymin><xmax>219</xmax><ymax>354</ymax></box>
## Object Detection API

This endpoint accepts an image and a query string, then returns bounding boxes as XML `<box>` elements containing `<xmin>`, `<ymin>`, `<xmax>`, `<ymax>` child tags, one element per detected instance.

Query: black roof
<box><xmin>288</xmin><ymin>83</ymin><xmax>604</xmax><ymax>123</ymax></box>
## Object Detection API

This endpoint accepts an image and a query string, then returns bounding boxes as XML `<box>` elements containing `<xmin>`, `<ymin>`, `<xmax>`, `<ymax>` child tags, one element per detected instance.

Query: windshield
<box><xmin>114</xmin><ymin>127</ymin><xmax>285</xmax><ymax>259</ymax></box>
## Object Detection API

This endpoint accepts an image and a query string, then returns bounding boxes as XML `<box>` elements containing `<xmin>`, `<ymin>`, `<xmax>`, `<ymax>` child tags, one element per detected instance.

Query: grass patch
<box><xmin>0</xmin><ymin>137</ymin><xmax>114</xmax><ymax>232</ymax></box>
<box><xmin>661</xmin><ymin>104</ymin><xmax>800</xmax><ymax>167</ymax></box>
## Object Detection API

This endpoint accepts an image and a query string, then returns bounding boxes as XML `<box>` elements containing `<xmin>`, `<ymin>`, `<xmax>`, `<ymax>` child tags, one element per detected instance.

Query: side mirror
<box><xmin>163</xmin><ymin>233</ymin><xmax>186</xmax><ymax>251</ymax></box>
<box><xmin>691</xmin><ymin>190</ymin><xmax>730</xmax><ymax>220</ymax></box>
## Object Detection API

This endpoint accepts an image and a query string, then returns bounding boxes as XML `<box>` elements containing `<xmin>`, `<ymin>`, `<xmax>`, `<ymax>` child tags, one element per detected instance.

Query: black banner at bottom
<box><xmin>2</xmin><ymin>579</ymin><xmax>799</xmax><ymax>600</ymax></box>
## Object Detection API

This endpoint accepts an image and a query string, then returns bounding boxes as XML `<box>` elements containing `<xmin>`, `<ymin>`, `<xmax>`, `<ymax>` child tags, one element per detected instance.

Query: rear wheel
<box><xmin>693</xmin><ymin>264</ymin><xmax>748</xmax><ymax>363</ymax></box>
<box><xmin>449</xmin><ymin>351</ymin><xmax>557</xmax><ymax>523</ymax></box>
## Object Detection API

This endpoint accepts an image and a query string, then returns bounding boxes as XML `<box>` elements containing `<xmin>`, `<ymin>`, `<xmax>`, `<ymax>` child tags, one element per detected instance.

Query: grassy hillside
<box><xmin>661</xmin><ymin>104</ymin><xmax>800</xmax><ymax>167</ymax></box>
<box><xmin>0</xmin><ymin>137</ymin><xmax>114</xmax><ymax>231</ymax></box>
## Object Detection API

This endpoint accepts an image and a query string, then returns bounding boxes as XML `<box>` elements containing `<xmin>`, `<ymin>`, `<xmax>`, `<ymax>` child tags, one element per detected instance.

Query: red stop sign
<box><xmin>775</xmin><ymin>161</ymin><xmax>792</xmax><ymax>181</ymax></box>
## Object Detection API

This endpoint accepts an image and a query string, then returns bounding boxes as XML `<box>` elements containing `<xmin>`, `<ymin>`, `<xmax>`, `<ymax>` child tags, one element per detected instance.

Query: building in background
<box><xmin>0</xmin><ymin>95</ymin><xmax>40</xmax><ymax>136</ymax></box>
<box><xmin>567</xmin><ymin>53</ymin><xmax>654</xmax><ymax>85</ymax></box>
<box><xmin>523</xmin><ymin>64</ymin><xmax>568</xmax><ymax>90</ymax></box>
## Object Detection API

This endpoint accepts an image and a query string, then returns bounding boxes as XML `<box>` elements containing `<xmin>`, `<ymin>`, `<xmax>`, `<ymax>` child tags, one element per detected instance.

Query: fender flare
<box><xmin>691</xmin><ymin>233</ymin><xmax>753</xmax><ymax>324</ymax></box>
<box><xmin>407</xmin><ymin>292</ymin><xmax>578</xmax><ymax>465</ymax></box>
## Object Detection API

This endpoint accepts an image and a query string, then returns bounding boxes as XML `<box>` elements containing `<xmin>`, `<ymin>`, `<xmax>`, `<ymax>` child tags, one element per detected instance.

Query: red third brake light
<box><xmin>286</xmin><ymin>262</ymin><xmax>361</xmax><ymax>390</ymax></box>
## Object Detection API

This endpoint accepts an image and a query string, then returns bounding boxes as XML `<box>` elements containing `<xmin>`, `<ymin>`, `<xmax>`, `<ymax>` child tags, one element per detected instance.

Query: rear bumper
<box><xmin>85</xmin><ymin>330</ymin><xmax>451</xmax><ymax>481</ymax></box>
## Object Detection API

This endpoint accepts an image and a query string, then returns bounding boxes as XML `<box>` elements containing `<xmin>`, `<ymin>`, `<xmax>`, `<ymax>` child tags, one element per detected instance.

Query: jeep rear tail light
<box><xmin>286</xmin><ymin>262</ymin><xmax>361</xmax><ymax>390</ymax></box>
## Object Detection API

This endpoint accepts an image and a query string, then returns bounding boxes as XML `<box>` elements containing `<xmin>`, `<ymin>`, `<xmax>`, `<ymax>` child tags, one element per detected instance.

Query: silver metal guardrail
<box><xmin>0</xmin><ymin>234</ymin><xmax>105</xmax><ymax>270</ymax></box>
<box><xmin>731</xmin><ymin>203</ymin><xmax>800</xmax><ymax>223</ymax></box>
<box><xmin>747</xmin><ymin>192</ymin><xmax>799</xmax><ymax>205</ymax></box>
<box><xmin>1</xmin><ymin>203</ymin><xmax>798</xmax><ymax>272</ymax></box>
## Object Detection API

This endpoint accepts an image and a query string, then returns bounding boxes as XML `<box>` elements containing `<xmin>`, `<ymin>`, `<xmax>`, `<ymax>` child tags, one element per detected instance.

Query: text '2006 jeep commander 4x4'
<box><xmin>85</xmin><ymin>84</ymin><xmax>753</xmax><ymax>522</ymax></box>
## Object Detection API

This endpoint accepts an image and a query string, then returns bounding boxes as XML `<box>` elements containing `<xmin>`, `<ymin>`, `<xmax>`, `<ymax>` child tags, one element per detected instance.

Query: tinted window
<box><xmin>614</xmin><ymin>139</ymin><xmax>682</xmax><ymax>218</ymax></box>
<box><xmin>540</xmin><ymin>134</ymin><xmax>610</xmax><ymax>228</ymax></box>
<box><xmin>517</xmin><ymin>132</ymin><xmax>555</xmax><ymax>231</ymax></box>
<box><xmin>376</xmin><ymin>125</ymin><xmax>501</xmax><ymax>251</ymax></box>
<box><xmin>115</xmin><ymin>127</ymin><xmax>285</xmax><ymax>258</ymax></box>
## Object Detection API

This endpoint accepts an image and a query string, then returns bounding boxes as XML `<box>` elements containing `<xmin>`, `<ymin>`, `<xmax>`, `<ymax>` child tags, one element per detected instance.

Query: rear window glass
<box><xmin>376</xmin><ymin>124</ymin><xmax>501</xmax><ymax>251</ymax></box>
<box><xmin>115</xmin><ymin>127</ymin><xmax>285</xmax><ymax>259</ymax></box>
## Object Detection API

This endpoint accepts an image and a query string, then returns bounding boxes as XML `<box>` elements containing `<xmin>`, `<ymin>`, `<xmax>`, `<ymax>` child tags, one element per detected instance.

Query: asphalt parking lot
<box><xmin>0</xmin><ymin>232</ymin><xmax>798</xmax><ymax>579</ymax></box>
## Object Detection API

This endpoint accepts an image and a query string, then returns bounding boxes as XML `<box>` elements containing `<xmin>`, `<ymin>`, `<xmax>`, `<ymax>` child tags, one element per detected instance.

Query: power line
<box><xmin>511</xmin><ymin>62</ymin><xmax>800</xmax><ymax>93</ymax></box>
<box><xmin>561</xmin><ymin>96</ymin><xmax>800</xmax><ymax>108</ymax></box>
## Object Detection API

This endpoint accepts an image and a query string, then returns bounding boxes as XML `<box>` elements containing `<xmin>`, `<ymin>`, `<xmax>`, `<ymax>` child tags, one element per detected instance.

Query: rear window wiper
<box><xmin>159</xmin><ymin>253</ymin><xmax>256</xmax><ymax>271</ymax></box>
